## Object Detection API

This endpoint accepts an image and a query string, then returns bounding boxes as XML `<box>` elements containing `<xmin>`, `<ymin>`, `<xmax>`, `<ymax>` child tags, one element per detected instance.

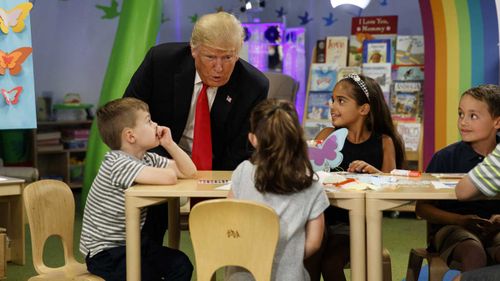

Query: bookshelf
<box><xmin>33</xmin><ymin>120</ymin><xmax>91</xmax><ymax>189</ymax></box>
<box><xmin>305</xmin><ymin>46</ymin><xmax>424</xmax><ymax>171</ymax></box>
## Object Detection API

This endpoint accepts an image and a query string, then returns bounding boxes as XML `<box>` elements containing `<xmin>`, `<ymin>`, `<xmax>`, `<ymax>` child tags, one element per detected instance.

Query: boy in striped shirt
<box><xmin>454</xmin><ymin>144</ymin><xmax>500</xmax><ymax>281</ymax></box>
<box><xmin>80</xmin><ymin>97</ymin><xmax>197</xmax><ymax>281</ymax></box>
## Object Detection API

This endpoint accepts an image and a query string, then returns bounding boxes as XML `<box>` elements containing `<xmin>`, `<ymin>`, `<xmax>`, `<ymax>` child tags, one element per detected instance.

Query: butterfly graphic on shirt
<box><xmin>0</xmin><ymin>2</ymin><xmax>33</xmax><ymax>34</ymax></box>
<box><xmin>308</xmin><ymin>128</ymin><xmax>348</xmax><ymax>171</ymax></box>
<box><xmin>0</xmin><ymin>47</ymin><xmax>33</xmax><ymax>76</ymax></box>
<box><xmin>1</xmin><ymin>86</ymin><xmax>23</xmax><ymax>105</ymax></box>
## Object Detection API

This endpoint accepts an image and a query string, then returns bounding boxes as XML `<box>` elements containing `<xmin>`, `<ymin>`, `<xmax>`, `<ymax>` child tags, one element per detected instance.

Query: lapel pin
<box><xmin>226</xmin><ymin>95</ymin><xmax>232</xmax><ymax>103</ymax></box>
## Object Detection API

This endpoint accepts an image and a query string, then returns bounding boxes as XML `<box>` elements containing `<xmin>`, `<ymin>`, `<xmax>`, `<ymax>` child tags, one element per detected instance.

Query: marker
<box><xmin>390</xmin><ymin>169</ymin><xmax>421</xmax><ymax>177</ymax></box>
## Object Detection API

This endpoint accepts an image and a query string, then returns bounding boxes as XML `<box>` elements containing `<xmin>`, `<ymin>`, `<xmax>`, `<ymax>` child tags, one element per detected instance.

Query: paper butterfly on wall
<box><xmin>0</xmin><ymin>47</ymin><xmax>32</xmax><ymax>76</ymax></box>
<box><xmin>0</xmin><ymin>2</ymin><xmax>33</xmax><ymax>34</ymax></box>
<box><xmin>1</xmin><ymin>86</ymin><xmax>23</xmax><ymax>105</ymax></box>
<box><xmin>308</xmin><ymin>128</ymin><xmax>348</xmax><ymax>171</ymax></box>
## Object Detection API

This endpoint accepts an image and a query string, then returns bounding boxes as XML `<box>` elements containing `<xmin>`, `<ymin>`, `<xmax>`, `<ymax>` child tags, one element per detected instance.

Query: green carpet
<box><xmin>6</xmin><ymin>192</ymin><xmax>427</xmax><ymax>281</ymax></box>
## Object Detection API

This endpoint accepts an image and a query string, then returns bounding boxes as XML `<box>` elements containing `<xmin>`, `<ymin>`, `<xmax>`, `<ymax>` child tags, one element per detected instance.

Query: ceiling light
<box><xmin>330</xmin><ymin>0</ymin><xmax>371</xmax><ymax>9</ymax></box>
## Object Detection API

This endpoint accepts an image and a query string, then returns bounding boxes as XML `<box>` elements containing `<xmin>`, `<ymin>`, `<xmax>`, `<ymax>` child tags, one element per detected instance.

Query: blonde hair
<box><xmin>190</xmin><ymin>12</ymin><xmax>244</xmax><ymax>52</ymax></box>
<box><xmin>96</xmin><ymin>97</ymin><xmax>149</xmax><ymax>150</ymax></box>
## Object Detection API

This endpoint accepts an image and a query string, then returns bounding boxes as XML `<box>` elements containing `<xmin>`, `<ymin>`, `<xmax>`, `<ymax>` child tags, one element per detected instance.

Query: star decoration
<box><xmin>322</xmin><ymin>13</ymin><xmax>338</xmax><ymax>26</ymax></box>
<box><xmin>298</xmin><ymin>11</ymin><xmax>313</xmax><ymax>25</ymax></box>
<box><xmin>161</xmin><ymin>12</ymin><xmax>170</xmax><ymax>24</ymax></box>
<box><xmin>96</xmin><ymin>0</ymin><xmax>120</xmax><ymax>19</ymax></box>
<box><xmin>189</xmin><ymin>14</ymin><xmax>198</xmax><ymax>23</ymax></box>
<box><xmin>275</xmin><ymin>7</ymin><xmax>286</xmax><ymax>18</ymax></box>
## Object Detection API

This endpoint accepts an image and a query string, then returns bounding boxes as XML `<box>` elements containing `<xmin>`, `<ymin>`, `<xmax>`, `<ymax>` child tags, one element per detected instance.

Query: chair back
<box><xmin>263</xmin><ymin>72</ymin><xmax>299</xmax><ymax>102</ymax></box>
<box><xmin>189</xmin><ymin>199</ymin><xmax>280</xmax><ymax>281</ymax></box>
<box><xmin>24</xmin><ymin>180</ymin><xmax>76</xmax><ymax>274</ymax></box>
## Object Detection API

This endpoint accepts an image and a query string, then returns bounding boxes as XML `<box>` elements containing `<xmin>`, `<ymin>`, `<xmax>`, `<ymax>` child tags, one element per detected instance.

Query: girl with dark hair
<box><xmin>227</xmin><ymin>99</ymin><xmax>330</xmax><ymax>281</ymax></box>
<box><xmin>306</xmin><ymin>74</ymin><xmax>405</xmax><ymax>281</ymax></box>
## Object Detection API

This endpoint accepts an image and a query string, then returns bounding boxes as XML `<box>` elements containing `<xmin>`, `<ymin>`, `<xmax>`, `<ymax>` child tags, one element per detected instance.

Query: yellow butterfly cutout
<box><xmin>0</xmin><ymin>47</ymin><xmax>33</xmax><ymax>76</ymax></box>
<box><xmin>0</xmin><ymin>2</ymin><xmax>33</xmax><ymax>34</ymax></box>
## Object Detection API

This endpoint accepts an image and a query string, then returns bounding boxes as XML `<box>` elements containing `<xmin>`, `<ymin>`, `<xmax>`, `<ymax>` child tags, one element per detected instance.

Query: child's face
<box><xmin>457</xmin><ymin>95</ymin><xmax>500</xmax><ymax>143</ymax></box>
<box><xmin>329</xmin><ymin>82</ymin><xmax>366</xmax><ymax>128</ymax></box>
<box><xmin>132</xmin><ymin>109</ymin><xmax>160</xmax><ymax>149</ymax></box>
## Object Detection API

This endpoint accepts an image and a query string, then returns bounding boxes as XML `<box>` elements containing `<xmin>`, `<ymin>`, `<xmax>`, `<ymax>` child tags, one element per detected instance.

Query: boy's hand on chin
<box><xmin>157</xmin><ymin>126</ymin><xmax>174</xmax><ymax>147</ymax></box>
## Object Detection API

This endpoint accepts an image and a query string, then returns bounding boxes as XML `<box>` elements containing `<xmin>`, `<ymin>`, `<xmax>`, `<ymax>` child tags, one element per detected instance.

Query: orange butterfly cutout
<box><xmin>0</xmin><ymin>2</ymin><xmax>33</xmax><ymax>34</ymax></box>
<box><xmin>0</xmin><ymin>47</ymin><xmax>32</xmax><ymax>76</ymax></box>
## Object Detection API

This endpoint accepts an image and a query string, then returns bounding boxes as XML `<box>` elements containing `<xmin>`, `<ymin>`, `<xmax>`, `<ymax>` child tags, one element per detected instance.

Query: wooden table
<box><xmin>125</xmin><ymin>171</ymin><xmax>366</xmax><ymax>281</ymax></box>
<box><xmin>365</xmin><ymin>175</ymin><xmax>458</xmax><ymax>281</ymax></box>
<box><xmin>0</xmin><ymin>176</ymin><xmax>25</xmax><ymax>265</ymax></box>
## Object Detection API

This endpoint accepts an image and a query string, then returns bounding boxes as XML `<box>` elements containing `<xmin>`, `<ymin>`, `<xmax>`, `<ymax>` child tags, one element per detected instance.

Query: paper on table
<box><xmin>432</xmin><ymin>181</ymin><xmax>456</xmax><ymax>189</ymax></box>
<box><xmin>214</xmin><ymin>183</ymin><xmax>231</xmax><ymax>191</ymax></box>
<box><xmin>0</xmin><ymin>177</ymin><xmax>7</xmax><ymax>181</ymax></box>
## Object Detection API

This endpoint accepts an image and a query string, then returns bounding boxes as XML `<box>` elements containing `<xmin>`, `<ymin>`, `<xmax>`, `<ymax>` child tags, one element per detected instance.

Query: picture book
<box><xmin>395</xmin><ymin>35</ymin><xmax>424</xmax><ymax>65</ymax></box>
<box><xmin>325</xmin><ymin>36</ymin><xmax>348</xmax><ymax>67</ymax></box>
<box><xmin>303</xmin><ymin>120</ymin><xmax>332</xmax><ymax>140</ymax></box>
<box><xmin>362</xmin><ymin>39</ymin><xmax>392</xmax><ymax>63</ymax></box>
<box><xmin>396</xmin><ymin>122</ymin><xmax>422</xmax><ymax>152</ymax></box>
<box><xmin>395</xmin><ymin>65</ymin><xmax>424</xmax><ymax>80</ymax></box>
<box><xmin>309</xmin><ymin>63</ymin><xmax>337</xmax><ymax>91</ymax></box>
<box><xmin>362</xmin><ymin>63</ymin><xmax>392</xmax><ymax>93</ymax></box>
<box><xmin>305</xmin><ymin>91</ymin><xmax>332</xmax><ymax>121</ymax></box>
<box><xmin>390</xmin><ymin>81</ymin><xmax>423</xmax><ymax>121</ymax></box>
<box><xmin>336</xmin><ymin>66</ymin><xmax>362</xmax><ymax>82</ymax></box>
<box><xmin>315</xmin><ymin>39</ymin><xmax>326</xmax><ymax>63</ymax></box>
<box><xmin>349</xmin><ymin>16</ymin><xmax>398</xmax><ymax>66</ymax></box>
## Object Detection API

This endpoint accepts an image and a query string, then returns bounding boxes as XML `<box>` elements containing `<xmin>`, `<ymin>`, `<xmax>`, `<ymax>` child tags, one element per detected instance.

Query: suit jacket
<box><xmin>124</xmin><ymin>42</ymin><xmax>269</xmax><ymax>170</ymax></box>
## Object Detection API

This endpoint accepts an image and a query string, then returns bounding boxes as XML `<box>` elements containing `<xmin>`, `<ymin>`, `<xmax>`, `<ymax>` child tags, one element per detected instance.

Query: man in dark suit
<box><xmin>124</xmin><ymin>12</ymin><xmax>269</xmax><ymax>245</ymax></box>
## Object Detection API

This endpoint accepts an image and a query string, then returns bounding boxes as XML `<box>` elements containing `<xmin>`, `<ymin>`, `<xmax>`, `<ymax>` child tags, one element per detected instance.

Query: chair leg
<box><xmin>406</xmin><ymin>250</ymin><xmax>424</xmax><ymax>281</ymax></box>
<box><xmin>382</xmin><ymin>248</ymin><xmax>392</xmax><ymax>281</ymax></box>
<box><xmin>428</xmin><ymin>256</ymin><xmax>449</xmax><ymax>281</ymax></box>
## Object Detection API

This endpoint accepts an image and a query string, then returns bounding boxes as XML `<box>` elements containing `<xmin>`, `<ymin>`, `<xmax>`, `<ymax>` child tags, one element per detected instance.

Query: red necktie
<box><xmin>191</xmin><ymin>83</ymin><xmax>212</xmax><ymax>170</ymax></box>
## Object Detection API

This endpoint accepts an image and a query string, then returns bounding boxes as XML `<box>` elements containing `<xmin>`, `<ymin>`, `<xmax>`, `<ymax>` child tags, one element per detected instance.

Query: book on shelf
<box><xmin>37</xmin><ymin>144</ymin><xmax>64</xmax><ymax>152</ymax></box>
<box><xmin>362</xmin><ymin>63</ymin><xmax>392</xmax><ymax>93</ymax></box>
<box><xmin>325</xmin><ymin>36</ymin><xmax>348</xmax><ymax>67</ymax></box>
<box><xmin>395</xmin><ymin>65</ymin><xmax>424</xmax><ymax>80</ymax></box>
<box><xmin>349</xmin><ymin>15</ymin><xmax>398</xmax><ymax>66</ymax></box>
<box><xmin>62</xmin><ymin>128</ymin><xmax>90</xmax><ymax>140</ymax></box>
<box><xmin>395</xmin><ymin>35</ymin><xmax>424</xmax><ymax>65</ymax></box>
<box><xmin>362</xmin><ymin>39</ymin><xmax>392</xmax><ymax>63</ymax></box>
<box><xmin>390</xmin><ymin>81</ymin><xmax>423</xmax><ymax>122</ymax></box>
<box><xmin>305</xmin><ymin>91</ymin><xmax>332</xmax><ymax>121</ymax></box>
<box><xmin>396</xmin><ymin>121</ymin><xmax>422</xmax><ymax>152</ymax></box>
<box><xmin>303</xmin><ymin>120</ymin><xmax>332</xmax><ymax>140</ymax></box>
<box><xmin>315</xmin><ymin>39</ymin><xmax>327</xmax><ymax>63</ymax></box>
<box><xmin>309</xmin><ymin>63</ymin><xmax>337</xmax><ymax>92</ymax></box>
<box><xmin>36</xmin><ymin>131</ymin><xmax>61</xmax><ymax>141</ymax></box>
<box><xmin>336</xmin><ymin>66</ymin><xmax>362</xmax><ymax>82</ymax></box>
<box><xmin>37</xmin><ymin>139</ymin><xmax>60</xmax><ymax>146</ymax></box>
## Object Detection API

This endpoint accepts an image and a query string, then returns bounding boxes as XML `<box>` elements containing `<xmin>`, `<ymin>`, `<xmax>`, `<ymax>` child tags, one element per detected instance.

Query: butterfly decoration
<box><xmin>1</xmin><ymin>86</ymin><xmax>23</xmax><ymax>105</ymax></box>
<box><xmin>308</xmin><ymin>128</ymin><xmax>348</xmax><ymax>171</ymax></box>
<box><xmin>0</xmin><ymin>47</ymin><xmax>33</xmax><ymax>76</ymax></box>
<box><xmin>0</xmin><ymin>2</ymin><xmax>33</xmax><ymax>34</ymax></box>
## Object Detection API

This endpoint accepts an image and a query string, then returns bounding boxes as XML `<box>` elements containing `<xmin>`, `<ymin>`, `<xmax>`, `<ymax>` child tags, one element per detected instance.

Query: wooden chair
<box><xmin>24</xmin><ymin>180</ymin><xmax>103</xmax><ymax>281</ymax></box>
<box><xmin>405</xmin><ymin>222</ymin><xmax>452</xmax><ymax>281</ymax></box>
<box><xmin>189</xmin><ymin>199</ymin><xmax>280</xmax><ymax>281</ymax></box>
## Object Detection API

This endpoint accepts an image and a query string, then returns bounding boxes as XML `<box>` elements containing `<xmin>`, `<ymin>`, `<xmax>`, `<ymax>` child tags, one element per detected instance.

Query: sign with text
<box><xmin>351</xmin><ymin>15</ymin><xmax>398</xmax><ymax>35</ymax></box>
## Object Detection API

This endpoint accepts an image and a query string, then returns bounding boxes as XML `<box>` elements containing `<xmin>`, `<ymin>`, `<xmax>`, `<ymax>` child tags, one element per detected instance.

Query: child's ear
<box><xmin>493</xmin><ymin>116</ymin><xmax>500</xmax><ymax>130</ymax></box>
<box><xmin>248</xmin><ymin>132</ymin><xmax>258</xmax><ymax>148</ymax></box>
<box><xmin>123</xmin><ymin>128</ymin><xmax>136</xmax><ymax>144</ymax></box>
<box><xmin>359</xmin><ymin>103</ymin><xmax>370</xmax><ymax>116</ymax></box>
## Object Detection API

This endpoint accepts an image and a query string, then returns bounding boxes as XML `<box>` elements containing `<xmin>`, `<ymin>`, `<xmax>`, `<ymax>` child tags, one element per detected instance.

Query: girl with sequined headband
<box><xmin>305</xmin><ymin>73</ymin><xmax>405</xmax><ymax>281</ymax></box>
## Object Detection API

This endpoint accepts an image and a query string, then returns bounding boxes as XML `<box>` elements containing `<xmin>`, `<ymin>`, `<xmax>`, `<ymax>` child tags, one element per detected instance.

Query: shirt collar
<box><xmin>194</xmin><ymin>71</ymin><xmax>202</xmax><ymax>86</ymax></box>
